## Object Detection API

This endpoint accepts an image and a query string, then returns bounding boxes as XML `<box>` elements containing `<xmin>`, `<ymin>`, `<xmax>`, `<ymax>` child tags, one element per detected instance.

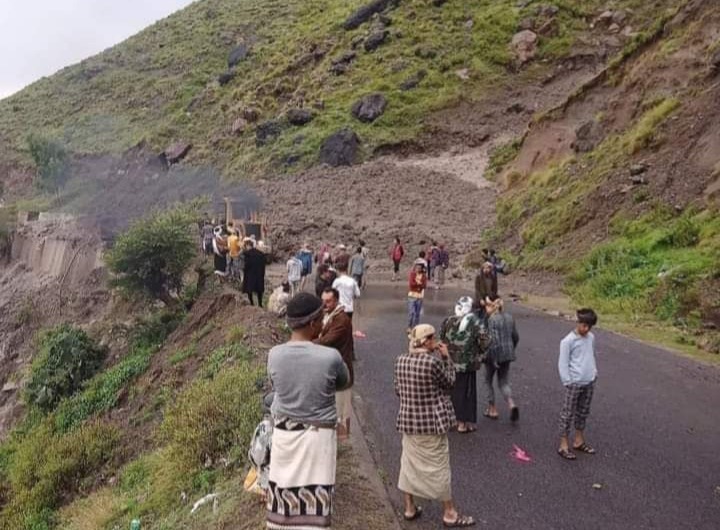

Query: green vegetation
<box><xmin>25</xmin><ymin>325</ymin><xmax>106</xmax><ymax>413</ymax></box>
<box><xmin>106</xmin><ymin>203</ymin><xmax>198</xmax><ymax>304</ymax></box>
<box><xmin>622</xmin><ymin>98</ymin><xmax>679</xmax><ymax>154</ymax></box>
<box><xmin>26</xmin><ymin>135</ymin><xmax>69</xmax><ymax>193</ymax></box>
<box><xmin>0</xmin><ymin>0</ymin><xmax>647</xmax><ymax>178</ymax></box>
<box><xmin>485</xmin><ymin>138</ymin><xmax>522</xmax><ymax>179</ymax></box>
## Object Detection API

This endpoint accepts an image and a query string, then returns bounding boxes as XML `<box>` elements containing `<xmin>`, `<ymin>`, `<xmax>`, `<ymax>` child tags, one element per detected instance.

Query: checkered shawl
<box><xmin>394</xmin><ymin>349</ymin><xmax>457</xmax><ymax>435</ymax></box>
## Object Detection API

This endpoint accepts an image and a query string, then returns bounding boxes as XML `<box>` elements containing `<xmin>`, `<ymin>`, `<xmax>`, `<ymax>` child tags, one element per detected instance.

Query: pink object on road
<box><xmin>353</xmin><ymin>330</ymin><xmax>367</xmax><ymax>339</ymax></box>
<box><xmin>510</xmin><ymin>444</ymin><xmax>532</xmax><ymax>463</ymax></box>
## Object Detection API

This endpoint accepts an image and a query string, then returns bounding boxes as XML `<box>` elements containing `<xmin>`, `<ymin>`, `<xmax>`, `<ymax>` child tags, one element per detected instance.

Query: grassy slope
<box><xmin>1</xmin><ymin>0</ymin><xmax>623</xmax><ymax>178</ymax></box>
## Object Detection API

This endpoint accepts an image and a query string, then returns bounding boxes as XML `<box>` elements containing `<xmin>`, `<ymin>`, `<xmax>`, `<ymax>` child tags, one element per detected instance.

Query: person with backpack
<box><xmin>390</xmin><ymin>236</ymin><xmax>405</xmax><ymax>282</ymax></box>
<box><xmin>298</xmin><ymin>242</ymin><xmax>314</xmax><ymax>292</ymax></box>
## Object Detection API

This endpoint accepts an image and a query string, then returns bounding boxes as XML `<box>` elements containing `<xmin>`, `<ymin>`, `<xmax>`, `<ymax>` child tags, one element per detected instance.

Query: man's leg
<box><xmin>484</xmin><ymin>363</ymin><xmax>498</xmax><ymax>417</ymax></box>
<box><xmin>403</xmin><ymin>493</ymin><xmax>417</xmax><ymax>518</ymax></box>
<box><xmin>247</xmin><ymin>292</ymin><xmax>255</xmax><ymax>306</ymax></box>
<box><xmin>257</xmin><ymin>291</ymin><xmax>264</xmax><ymax>308</ymax></box>
<box><xmin>573</xmin><ymin>382</ymin><xmax>595</xmax><ymax>451</ymax></box>
<box><xmin>497</xmin><ymin>362</ymin><xmax>516</xmax><ymax>409</ymax></box>
<box><xmin>558</xmin><ymin>384</ymin><xmax>581</xmax><ymax>455</ymax></box>
<box><xmin>407</xmin><ymin>298</ymin><xmax>415</xmax><ymax>330</ymax></box>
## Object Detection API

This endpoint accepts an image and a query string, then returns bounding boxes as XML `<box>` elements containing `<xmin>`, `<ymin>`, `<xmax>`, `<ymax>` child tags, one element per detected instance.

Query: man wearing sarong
<box><xmin>266</xmin><ymin>293</ymin><xmax>350</xmax><ymax>529</ymax></box>
<box><xmin>394</xmin><ymin>324</ymin><xmax>476</xmax><ymax>528</ymax></box>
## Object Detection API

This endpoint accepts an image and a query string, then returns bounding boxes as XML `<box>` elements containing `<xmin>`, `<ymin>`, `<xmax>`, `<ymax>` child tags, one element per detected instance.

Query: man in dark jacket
<box><xmin>315</xmin><ymin>288</ymin><xmax>354</xmax><ymax>440</ymax></box>
<box><xmin>242</xmin><ymin>239</ymin><xmax>267</xmax><ymax>307</ymax></box>
<box><xmin>474</xmin><ymin>261</ymin><xmax>498</xmax><ymax>308</ymax></box>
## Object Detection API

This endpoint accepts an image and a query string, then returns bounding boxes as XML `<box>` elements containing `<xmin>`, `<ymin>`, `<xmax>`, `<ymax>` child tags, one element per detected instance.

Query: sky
<box><xmin>0</xmin><ymin>0</ymin><xmax>196</xmax><ymax>99</ymax></box>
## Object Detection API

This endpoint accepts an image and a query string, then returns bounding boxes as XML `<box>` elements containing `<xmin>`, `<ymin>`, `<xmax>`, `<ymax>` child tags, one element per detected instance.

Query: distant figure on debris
<box><xmin>315</xmin><ymin>263</ymin><xmax>337</xmax><ymax>298</ymax></box>
<box><xmin>268</xmin><ymin>282</ymin><xmax>291</xmax><ymax>317</ymax></box>
<box><xmin>557</xmin><ymin>308</ymin><xmax>599</xmax><ymax>461</ymax></box>
<box><xmin>243</xmin><ymin>239</ymin><xmax>266</xmax><ymax>307</ymax></box>
<box><xmin>489</xmin><ymin>249</ymin><xmax>507</xmax><ymax>275</ymax></box>
<box><xmin>349</xmin><ymin>247</ymin><xmax>366</xmax><ymax>289</ymax></box>
<box><xmin>394</xmin><ymin>324</ymin><xmax>475</xmax><ymax>528</ymax></box>
<box><xmin>334</xmin><ymin>244</ymin><xmax>350</xmax><ymax>271</ymax></box>
<box><xmin>390</xmin><ymin>236</ymin><xmax>405</xmax><ymax>282</ymax></box>
<box><xmin>428</xmin><ymin>241</ymin><xmax>440</xmax><ymax>284</ymax></box>
<box><xmin>266</xmin><ymin>293</ymin><xmax>350</xmax><ymax>530</ymax></box>
<box><xmin>440</xmin><ymin>296</ymin><xmax>489</xmax><ymax>434</ymax></box>
<box><xmin>474</xmin><ymin>262</ymin><xmax>498</xmax><ymax>308</ymax></box>
<box><xmin>332</xmin><ymin>263</ymin><xmax>360</xmax><ymax>321</ymax></box>
<box><xmin>407</xmin><ymin>261</ymin><xmax>427</xmax><ymax>332</ymax></box>
<box><xmin>315</xmin><ymin>287</ymin><xmax>355</xmax><ymax>441</ymax></box>
<box><xmin>484</xmin><ymin>296</ymin><xmax>519</xmax><ymax>422</ymax></box>
<box><xmin>298</xmin><ymin>243</ymin><xmax>314</xmax><ymax>292</ymax></box>
<box><xmin>359</xmin><ymin>239</ymin><xmax>370</xmax><ymax>288</ymax></box>
<box><xmin>316</xmin><ymin>242</ymin><xmax>333</xmax><ymax>267</ymax></box>
<box><xmin>212</xmin><ymin>226</ymin><xmax>228</xmax><ymax>277</ymax></box>
<box><xmin>434</xmin><ymin>243</ymin><xmax>449</xmax><ymax>290</ymax></box>
<box><xmin>416</xmin><ymin>251</ymin><xmax>428</xmax><ymax>270</ymax></box>
<box><xmin>286</xmin><ymin>253</ymin><xmax>303</xmax><ymax>297</ymax></box>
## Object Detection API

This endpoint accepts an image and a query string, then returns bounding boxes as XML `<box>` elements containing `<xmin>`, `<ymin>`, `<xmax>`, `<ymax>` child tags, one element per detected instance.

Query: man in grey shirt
<box><xmin>557</xmin><ymin>308</ymin><xmax>599</xmax><ymax>460</ymax></box>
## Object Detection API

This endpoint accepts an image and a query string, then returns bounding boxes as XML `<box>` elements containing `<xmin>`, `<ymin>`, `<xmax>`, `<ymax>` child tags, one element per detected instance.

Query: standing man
<box><xmin>435</xmin><ymin>243</ymin><xmax>449</xmax><ymax>290</ymax></box>
<box><xmin>227</xmin><ymin>229</ymin><xmax>242</xmax><ymax>281</ymax></box>
<box><xmin>298</xmin><ymin>242</ymin><xmax>314</xmax><ymax>292</ymax></box>
<box><xmin>407</xmin><ymin>261</ymin><xmax>427</xmax><ymax>332</ymax></box>
<box><xmin>474</xmin><ymin>262</ymin><xmax>498</xmax><ymax>307</ymax></box>
<box><xmin>349</xmin><ymin>247</ymin><xmax>366</xmax><ymax>289</ymax></box>
<box><xmin>427</xmin><ymin>241</ymin><xmax>440</xmax><ymax>284</ymax></box>
<box><xmin>266</xmin><ymin>293</ymin><xmax>350</xmax><ymax>530</ymax></box>
<box><xmin>332</xmin><ymin>263</ymin><xmax>361</xmax><ymax>321</ymax></box>
<box><xmin>557</xmin><ymin>308</ymin><xmax>599</xmax><ymax>460</ymax></box>
<box><xmin>484</xmin><ymin>296</ymin><xmax>520</xmax><ymax>421</ymax></box>
<box><xmin>242</xmin><ymin>239</ymin><xmax>266</xmax><ymax>307</ymax></box>
<box><xmin>286</xmin><ymin>252</ymin><xmax>303</xmax><ymax>297</ymax></box>
<box><xmin>315</xmin><ymin>263</ymin><xmax>337</xmax><ymax>298</ymax></box>
<box><xmin>334</xmin><ymin>244</ymin><xmax>350</xmax><ymax>271</ymax></box>
<box><xmin>315</xmin><ymin>288</ymin><xmax>355</xmax><ymax>440</ymax></box>
<box><xmin>394</xmin><ymin>324</ymin><xmax>475</xmax><ymax>527</ymax></box>
<box><xmin>390</xmin><ymin>236</ymin><xmax>405</xmax><ymax>282</ymax></box>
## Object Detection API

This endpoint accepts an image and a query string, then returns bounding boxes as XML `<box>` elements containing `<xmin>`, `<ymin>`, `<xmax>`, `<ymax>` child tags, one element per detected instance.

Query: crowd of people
<box><xmin>248</xmin><ymin>235</ymin><xmax>599</xmax><ymax>529</ymax></box>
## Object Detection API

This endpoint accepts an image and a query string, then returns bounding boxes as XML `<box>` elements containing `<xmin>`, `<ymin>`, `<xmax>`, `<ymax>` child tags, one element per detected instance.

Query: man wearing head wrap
<box><xmin>440</xmin><ymin>296</ymin><xmax>490</xmax><ymax>433</ymax></box>
<box><xmin>474</xmin><ymin>261</ymin><xmax>498</xmax><ymax>308</ymax></box>
<box><xmin>266</xmin><ymin>293</ymin><xmax>350</xmax><ymax>529</ymax></box>
<box><xmin>394</xmin><ymin>325</ymin><xmax>476</xmax><ymax>528</ymax></box>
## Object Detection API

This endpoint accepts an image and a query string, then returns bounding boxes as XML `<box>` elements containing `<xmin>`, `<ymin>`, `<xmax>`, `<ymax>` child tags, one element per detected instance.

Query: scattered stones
<box><xmin>573</xmin><ymin>121</ymin><xmax>604</xmax><ymax>153</ymax></box>
<box><xmin>399</xmin><ymin>70</ymin><xmax>426</xmax><ymax>91</ymax></box>
<box><xmin>162</xmin><ymin>141</ymin><xmax>192</xmax><ymax>165</ymax></box>
<box><xmin>594</xmin><ymin>10</ymin><xmax>615</xmax><ymax>28</ymax></box>
<box><xmin>629</xmin><ymin>163</ymin><xmax>649</xmax><ymax>176</ymax></box>
<box><xmin>511</xmin><ymin>30</ymin><xmax>539</xmax><ymax>64</ymax></box>
<box><xmin>242</xmin><ymin>107</ymin><xmax>260</xmax><ymax>123</ymax></box>
<box><xmin>630</xmin><ymin>175</ymin><xmax>648</xmax><ymax>185</ymax></box>
<box><xmin>228</xmin><ymin>43</ymin><xmax>250</xmax><ymax>68</ymax></box>
<box><xmin>455</xmin><ymin>68</ymin><xmax>470</xmax><ymax>81</ymax></box>
<box><xmin>343</xmin><ymin>0</ymin><xmax>396</xmax><ymax>31</ymax></box>
<box><xmin>217</xmin><ymin>71</ymin><xmax>236</xmax><ymax>86</ymax></box>
<box><xmin>364</xmin><ymin>30</ymin><xmax>389</xmax><ymax>52</ymax></box>
<box><xmin>286</xmin><ymin>108</ymin><xmax>315</xmax><ymax>126</ymax></box>
<box><xmin>536</xmin><ymin>4</ymin><xmax>559</xmax><ymax>18</ymax></box>
<box><xmin>255</xmin><ymin>120</ymin><xmax>285</xmax><ymax>147</ymax></box>
<box><xmin>231</xmin><ymin>117</ymin><xmax>248</xmax><ymax>135</ymax></box>
<box><xmin>330</xmin><ymin>51</ymin><xmax>357</xmax><ymax>75</ymax></box>
<box><xmin>351</xmin><ymin>93</ymin><xmax>388</xmax><ymax>122</ymax></box>
<box><xmin>506</xmin><ymin>102</ymin><xmax>526</xmax><ymax>114</ymax></box>
<box><xmin>319</xmin><ymin>129</ymin><xmax>361</xmax><ymax>167</ymax></box>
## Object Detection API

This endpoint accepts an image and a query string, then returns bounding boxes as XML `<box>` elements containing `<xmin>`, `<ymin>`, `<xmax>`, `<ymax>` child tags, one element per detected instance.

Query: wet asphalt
<box><xmin>351</xmin><ymin>284</ymin><xmax>720</xmax><ymax>530</ymax></box>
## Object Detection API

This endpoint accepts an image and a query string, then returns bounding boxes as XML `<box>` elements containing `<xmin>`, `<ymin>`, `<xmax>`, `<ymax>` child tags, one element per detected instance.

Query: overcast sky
<box><xmin>0</xmin><ymin>0</ymin><xmax>196</xmax><ymax>99</ymax></box>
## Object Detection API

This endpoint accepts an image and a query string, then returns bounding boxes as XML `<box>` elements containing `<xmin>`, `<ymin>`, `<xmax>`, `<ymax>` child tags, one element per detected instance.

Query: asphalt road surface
<box><xmin>351</xmin><ymin>284</ymin><xmax>720</xmax><ymax>530</ymax></box>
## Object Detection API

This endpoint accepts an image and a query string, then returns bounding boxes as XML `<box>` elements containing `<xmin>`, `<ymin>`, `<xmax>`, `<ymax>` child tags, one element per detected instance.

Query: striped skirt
<box><xmin>266</xmin><ymin>425</ymin><xmax>337</xmax><ymax>529</ymax></box>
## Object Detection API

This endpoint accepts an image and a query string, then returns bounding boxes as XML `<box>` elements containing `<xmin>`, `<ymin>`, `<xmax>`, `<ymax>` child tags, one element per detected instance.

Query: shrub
<box><xmin>1</xmin><ymin>421</ymin><xmax>117</xmax><ymax>529</ymax></box>
<box><xmin>160</xmin><ymin>361</ymin><xmax>263</xmax><ymax>471</ymax></box>
<box><xmin>27</xmin><ymin>134</ymin><xmax>69</xmax><ymax>193</ymax></box>
<box><xmin>25</xmin><ymin>325</ymin><xmax>106</xmax><ymax>413</ymax></box>
<box><xmin>106</xmin><ymin>204</ymin><xmax>198</xmax><ymax>305</ymax></box>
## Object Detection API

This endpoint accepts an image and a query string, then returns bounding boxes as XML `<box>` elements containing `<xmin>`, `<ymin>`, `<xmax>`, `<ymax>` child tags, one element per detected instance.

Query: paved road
<box><xmin>351</xmin><ymin>285</ymin><xmax>720</xmax><ymax>530</ymax></box>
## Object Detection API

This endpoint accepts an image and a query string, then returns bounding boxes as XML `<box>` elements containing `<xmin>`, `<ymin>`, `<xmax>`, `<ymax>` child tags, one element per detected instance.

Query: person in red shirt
<box><xmin>390</xmin><ymin>237</ymin><xmax>405</xmax><ymax>282</ymax></box>
<box><xmin>407</xmin><ymin>261</ymin><xmax>428</xmax><ymax>332</ymax></box>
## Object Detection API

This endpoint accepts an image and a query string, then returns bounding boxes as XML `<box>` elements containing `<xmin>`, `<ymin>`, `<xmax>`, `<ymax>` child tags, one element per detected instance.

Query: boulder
<box><xmin>255</xmin><ymin>120</ymin><xmax>285</xmax><ymax>147</ymax></box>
<box><xmin>399</xmin><ymin>70</ymin><xmax>426</xmax><ymax>91</ymax></box>
<box><xmin>218</xmin><ymin>71</ymin><xmax>236</xmax><ymax>86</ymax></box>
<box><xmin>364</xmin><ymin>30</ymin><xmax>389</xmax><ymax>52</ymax></box>
<box><xmin>162</xmin><ymin>141</ymin><xmax>192</xmax><ymax>165</ymax></box>
<box><xmin>343</xmin><ymin>0</ymin><xmax>396</xmax><ymax>30</ymax></box>
<box><xmin>319</xmin><ymin>129</ymin><xmax>361</xmax><ymax>167</ymax></box>
<box><xmin>329</xmin><ymin>51</ymin><xmax>357</xmax><ymax>75</ymax></box>
<box><xmin>594</xmin><ymin>10</ymin><xmax>615</xmax><ymax>28</ymax></box>
<box><xmin>228</xmin><ymin>43</ymin><xmax>250</xmax><ymax>68</ymax></box>
<box><xmin>511</xmin><ymin>30</ymin><xmax>538</xmax><ymax>64</ymax></box>
<box><xmin>572</xmin><ymin>121</ymin><xmax>603</xmax><ymax>153</ymax></box>
<box><xmin>351</xmin><ymin>93</ymin><xmax>388</xmax><ymax>122</ymax></box>
<box><xmin>286</xmin><ymin>108</ymin><xmax>315</xmax><ymax>126</ymax></box>
<box><xmin>629</xmin><ymin>163</ymin><xmax>649</xmax><ymax>176</ymax></box>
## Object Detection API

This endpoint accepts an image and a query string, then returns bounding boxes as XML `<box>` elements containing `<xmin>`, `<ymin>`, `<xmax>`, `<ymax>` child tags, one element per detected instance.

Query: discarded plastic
<box><xmin>191</xmin><ymin>493</ymin><xmax>219</xmax><ymax>514</ymax></box>
<box><xmin>592</xmin><ymin>483</ymin><xmax>603</xmax><ymax>490</ymax></box>
<box><xmin>353</xmin><ymin>330</ymin><xmax>367</xmax><ymax>339</ymax></box>
<box><xmin>510</xmin><ymin>444</ymin><xmax>532</xmax><ymax>463</ymax></box>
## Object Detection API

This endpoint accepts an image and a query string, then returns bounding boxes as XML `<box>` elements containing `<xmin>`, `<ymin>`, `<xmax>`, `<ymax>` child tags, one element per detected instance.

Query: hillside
<box><xmin>0</xmin><ymin>0</ymin><xmax>677</xmax><ymax>182</ymax></box>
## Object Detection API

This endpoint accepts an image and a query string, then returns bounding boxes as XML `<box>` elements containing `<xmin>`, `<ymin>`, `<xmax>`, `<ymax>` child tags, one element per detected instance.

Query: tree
<box><xmin>25</xmin><ymin>324</ymin><xmax>107</xmax><ymax>412</ymax></box>
<box><xmin>106</xmin><ymin>203</ymin><xmax>198</xmax><ymax>305</ymax></box>
<box><xmin>26</xmin><ymin>134</ymin><xmax>69</xmax><ymax>193</ymax></box>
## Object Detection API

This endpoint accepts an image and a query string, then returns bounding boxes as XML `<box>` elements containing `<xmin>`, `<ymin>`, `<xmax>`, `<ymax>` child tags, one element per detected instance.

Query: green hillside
<box><xmin>0</xmin><ymin>0</ymin><xmax>666</xmax><ymax>177</ymax></box>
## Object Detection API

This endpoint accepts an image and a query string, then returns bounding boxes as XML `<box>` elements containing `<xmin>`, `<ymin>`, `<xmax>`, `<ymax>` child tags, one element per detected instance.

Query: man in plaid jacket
<box><xmin>393</xmin><ymin>324</ymin><xmax>476</xmax><ymax>528</ymax></box>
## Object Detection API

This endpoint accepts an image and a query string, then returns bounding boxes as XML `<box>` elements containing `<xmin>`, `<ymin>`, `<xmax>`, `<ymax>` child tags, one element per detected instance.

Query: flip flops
<box><xmin>573</xmin><ymin>443</ymin><xmax>596</xmax><ymax>454</ymax></box>
<box><xmin>443</xmin><ymin>514</ymin><xmax>476</xmax><ymax>527</ymax></box>
<box><xmin>483</xmin><ymin>409</ymin><xmax>499</xmax><ymax>420</ymax></box>
<box><xmin>403</xmin><ymin>506</ymin><xmax>423</xmax><ymax>521</ymax></box>
<box><xmin>557</xmin><ymin>448</ymin><xmax>577</xmax><ymax>460</ymax></box>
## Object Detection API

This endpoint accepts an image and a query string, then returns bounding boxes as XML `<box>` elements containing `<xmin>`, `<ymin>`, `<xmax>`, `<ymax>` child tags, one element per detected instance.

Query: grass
<box><xmin>485</xmin><ymin>137</ymin><xmax>522</xmax><ymax>180</ymax></box>
<box><xmin>0</xmin><ymin>0</ymin><xmax>642</xmax><ymax>180</ymax></box>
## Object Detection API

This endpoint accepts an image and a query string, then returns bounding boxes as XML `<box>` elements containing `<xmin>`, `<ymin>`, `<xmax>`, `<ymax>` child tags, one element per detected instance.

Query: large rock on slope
<box><xmin>286</xmin><ymin>108</ymin><xmax>315</xmax><ymax>126</ymax></box>
<box><xmin>351</xmin><ymin>93</ymin><xmax>388</xmax><ymax>122</ymax></box>
<box><xmin>162</xmin><ymin>142</ymin><xmax>192</xmax><ymax>165</ymax></box>
<box><xmin>511</xmin><ymin>30</ymin><xmax>538</xmax><ymax>64</ymax></box>
<box><xmin>228</xmin><ymin>43</ymin><xmax>250</xmax><ymax>68</ymax></box>
<box><xmin>319</xmin><ymin>129</ymin><xmax>361</xmax><ymax>166</ymax></box>
<box><xmin>343</xmin><ymin>0</ymin><xmax>397</xmax><ymax>30</ymax></box>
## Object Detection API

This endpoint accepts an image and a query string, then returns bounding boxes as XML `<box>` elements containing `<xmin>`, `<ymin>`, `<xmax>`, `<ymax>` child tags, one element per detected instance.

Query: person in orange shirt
<box><xmin>227</xmin><ymin>229</ymin><xmax>243</xmax><ymax>280</ymax></box>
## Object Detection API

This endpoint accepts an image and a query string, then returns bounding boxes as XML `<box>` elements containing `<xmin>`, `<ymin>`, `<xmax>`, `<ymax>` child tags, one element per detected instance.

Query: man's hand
<box><xmin>437</xmin><ymin>343</ymin><xmax>450</xmax><ymax>359</ymax></box>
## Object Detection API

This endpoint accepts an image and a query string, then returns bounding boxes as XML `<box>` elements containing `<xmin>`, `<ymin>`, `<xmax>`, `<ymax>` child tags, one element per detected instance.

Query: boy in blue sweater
<box><xmin>557</xmin><ymin>308</ymin><xmax>598</xmax><ymax>460</ymax></box>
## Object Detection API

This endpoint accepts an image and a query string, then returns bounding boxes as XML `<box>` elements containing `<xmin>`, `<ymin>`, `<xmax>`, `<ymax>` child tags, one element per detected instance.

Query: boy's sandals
<box><xmin>557</xmin><ymin>448</ymin><xmax>577</xmax><ymax>460</ymax></box>
<box><xmin>443</xmin><ymin>514</ymin><xmax>476</xmax><ymax>527</ymax></box>
<box><xmin>483</xmin><ymin>409</ymin><xmax>499</xmax><ymax>420</ymax></box>
<box><xmin>573</xmin><ymin>443</ymin><xmax>596</xmax><ymax>454</ymax></box>
<box><xmin>403</xmin><ymin>506</ymin><xmax>423</xmax><ymax>521</ymax></box>
<box><xmin>457</xmin><ymin>425</ymin><xmax>476</xmax><ymax>434</ymax></box>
